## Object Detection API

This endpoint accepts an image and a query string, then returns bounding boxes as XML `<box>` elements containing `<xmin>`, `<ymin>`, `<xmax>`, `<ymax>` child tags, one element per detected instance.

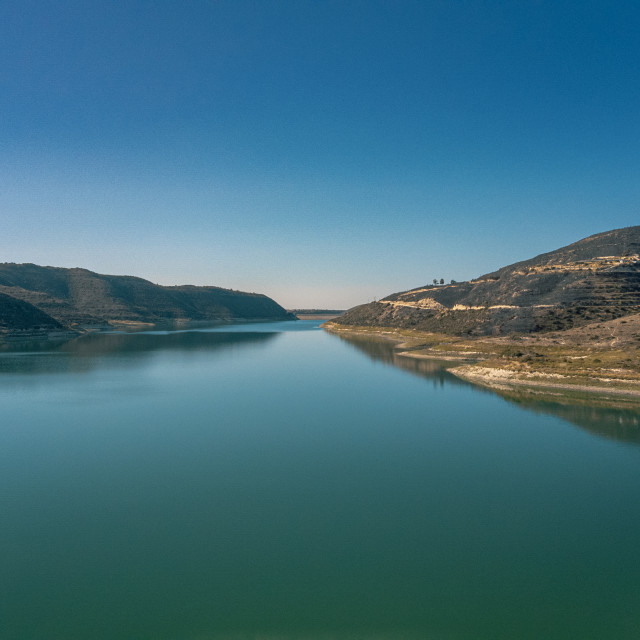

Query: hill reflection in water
<box><xmin>0</xmin><ymin>329</ymin><xmax>279</xmax><ymax>376</ymax></box>
<box><xmin>332</xmin><ymin>332</ymin><xmax>469</xmax><ymax>389</ymax></box>
<box><xmin>334</xmin><ymin>332</ymin><xmax>640</xmax><ymax>446</ymax></box>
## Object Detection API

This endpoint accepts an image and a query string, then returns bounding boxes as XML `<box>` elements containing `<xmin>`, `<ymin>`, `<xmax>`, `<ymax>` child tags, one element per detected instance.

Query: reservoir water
<box><xmin>1</xmin><ymin>320</ymin><xmax>639</xmax><ymax>639</ymax></box>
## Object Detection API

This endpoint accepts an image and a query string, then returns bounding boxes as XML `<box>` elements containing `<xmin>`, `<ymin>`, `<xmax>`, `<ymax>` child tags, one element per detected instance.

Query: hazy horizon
<box><xmin>2</xmin><ymin>1</ymin><xmax>639</xmax><ymax>308</ymax></box>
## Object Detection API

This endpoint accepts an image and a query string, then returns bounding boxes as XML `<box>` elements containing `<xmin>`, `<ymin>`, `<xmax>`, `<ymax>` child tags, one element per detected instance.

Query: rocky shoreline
<box><xmin>322</xmin><ymin>321</ymin><xmax>640</xmax><ymax>402</ymax></box>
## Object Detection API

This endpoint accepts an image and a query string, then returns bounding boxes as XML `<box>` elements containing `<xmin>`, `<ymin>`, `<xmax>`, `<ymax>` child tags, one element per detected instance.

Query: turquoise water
<box><xmin>1</xmin><ymin>320</ymin><xmax>639</xmax><ymax>639</ymax></box>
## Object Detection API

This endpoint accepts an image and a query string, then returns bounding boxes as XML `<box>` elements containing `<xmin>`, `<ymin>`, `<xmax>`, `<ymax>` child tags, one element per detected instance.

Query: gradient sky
<box><xmin>1</xmin><ymin>1</ymin><xmax>639</xmax><ymax>308</ymax></box>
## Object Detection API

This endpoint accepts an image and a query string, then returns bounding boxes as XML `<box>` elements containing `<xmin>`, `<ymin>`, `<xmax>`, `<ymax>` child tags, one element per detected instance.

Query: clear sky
<box><xmin>1</xmin><ymin>1</ymin><xmax>639</xmax><ymax>308</ymax></box>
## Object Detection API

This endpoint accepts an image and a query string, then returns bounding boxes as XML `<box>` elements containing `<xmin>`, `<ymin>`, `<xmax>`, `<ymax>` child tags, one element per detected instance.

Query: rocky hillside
<box><xmin>0</xmin><ymin>263</ymin><xmax>294</xmax><ymax>334</ymax></box>
<box><xmin>334</xmin><ymin>226</ymin><xmax>640</xmax><ymax>336</ymax></box>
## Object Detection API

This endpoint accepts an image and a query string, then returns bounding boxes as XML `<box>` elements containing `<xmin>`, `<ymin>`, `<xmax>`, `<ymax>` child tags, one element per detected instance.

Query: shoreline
<box><xmin>450</xmin><ymin>364</ymin><xmax>640</xmax><ymax>398</ymax></box>
<box><xmin>322</xmin><ymin>322</ymin><xmax>640</xmax><ymax>400</ymax></box>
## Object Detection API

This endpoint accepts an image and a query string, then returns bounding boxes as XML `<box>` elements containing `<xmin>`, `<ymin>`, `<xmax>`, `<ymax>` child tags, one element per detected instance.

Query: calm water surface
<box><xmin>1</xmin><ymin>320</ymin><xmax>639</xmax><ymax>639</ymax></box>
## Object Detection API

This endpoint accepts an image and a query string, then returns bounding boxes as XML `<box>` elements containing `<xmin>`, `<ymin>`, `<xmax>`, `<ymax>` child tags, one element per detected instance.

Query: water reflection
<box><xmin>490</xmin><ymin>386</ymin><xmax>640</xmax><ymax>444</ymax></box>
<box><xmin>331</xmin><ymin>332</ymin><xmax>469</xmax><ymax>389</ymax></box>
<box><xmin>0</xmin><ymin>329</ymin><xmax>278</xmax><ymax>375</ymax></box>
<box><xmin>334</xmin><ymin>332</ymin><xmax>640</xmax><ymax>445</ymax></box>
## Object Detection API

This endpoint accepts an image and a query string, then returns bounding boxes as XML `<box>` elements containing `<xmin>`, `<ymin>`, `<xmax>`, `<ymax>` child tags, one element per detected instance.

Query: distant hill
<box><xmin>289</xmin><ymin>309</ymin><xmax>346</xmax><ymax>319</ymax></box>
<box><xmin>0</xmin><ymin>263</ymin><xmax>295</xmax><ymax>335</ymax></box>
<box><xmin>288</xmin><ymin>309</ymin><xmax>346</xmax><ymax>315</ymax></box>
<box><xmin>333</xmin><ymin>226</ymin><xmax>640</xmax><ymax>336</ymax></box>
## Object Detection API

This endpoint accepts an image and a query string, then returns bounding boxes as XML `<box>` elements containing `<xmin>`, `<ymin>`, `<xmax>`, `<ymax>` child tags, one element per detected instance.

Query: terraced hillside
<box><xmin>0</xmin><ymin>263</ymin><xmax>295</xmax><ymax>334</ymax></box>
<box><xmin>335</xmin><ymin>226</ymin><xmax>640</xmax><ymax>336</ymax></box>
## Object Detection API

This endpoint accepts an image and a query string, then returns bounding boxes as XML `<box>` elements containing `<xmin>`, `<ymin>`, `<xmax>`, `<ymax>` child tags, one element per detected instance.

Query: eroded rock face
<box><xmin>336</xmin><ymin>226</ymin><xmax>640</xmax><ymax>336</ymax></box>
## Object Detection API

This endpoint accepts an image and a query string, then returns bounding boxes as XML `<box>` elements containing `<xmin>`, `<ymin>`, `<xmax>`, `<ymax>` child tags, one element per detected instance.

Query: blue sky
<box><xmin>1</xmin><ymin>1</ymin><xmax>639</xmax><ymax>308</ymax></box>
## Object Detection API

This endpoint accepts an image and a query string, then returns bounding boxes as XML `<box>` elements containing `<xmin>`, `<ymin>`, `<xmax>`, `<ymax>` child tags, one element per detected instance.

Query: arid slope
<box><xmin>334</xmin><ymin>226</ymin><xmax>640</xmax><ymax>336</ymax></box>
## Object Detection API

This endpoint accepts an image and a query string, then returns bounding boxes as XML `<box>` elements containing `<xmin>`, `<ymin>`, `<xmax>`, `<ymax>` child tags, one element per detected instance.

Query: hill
<box><xmin>325</xmin><ymin>226</ymin><xmax>640</xmax><ymax>398</ymax></box>
<box><xmin>333</xmin><ymin>226</ymin><xmax>640</xmax><ymax>336</ymax></box>
<box><xmin>0</xmin><ymin>292</ymin><xmax>65</xmax><ymax>334</ymax></box>
<box><xmin>0</xmin><ymin>263</ymin><xmax>294</xmax><ymax>334</ymax></box>
<box><xmin>289</xmin><ymin>309</ymin><xmax>346</xmax><ymax>320</ymax></box>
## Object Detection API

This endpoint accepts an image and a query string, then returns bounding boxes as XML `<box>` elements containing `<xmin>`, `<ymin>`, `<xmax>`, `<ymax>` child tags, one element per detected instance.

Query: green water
<box><xmin>1</xmin><ymin>321</ymin><xmax>639</xmax><ymax>639</ymax></box>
